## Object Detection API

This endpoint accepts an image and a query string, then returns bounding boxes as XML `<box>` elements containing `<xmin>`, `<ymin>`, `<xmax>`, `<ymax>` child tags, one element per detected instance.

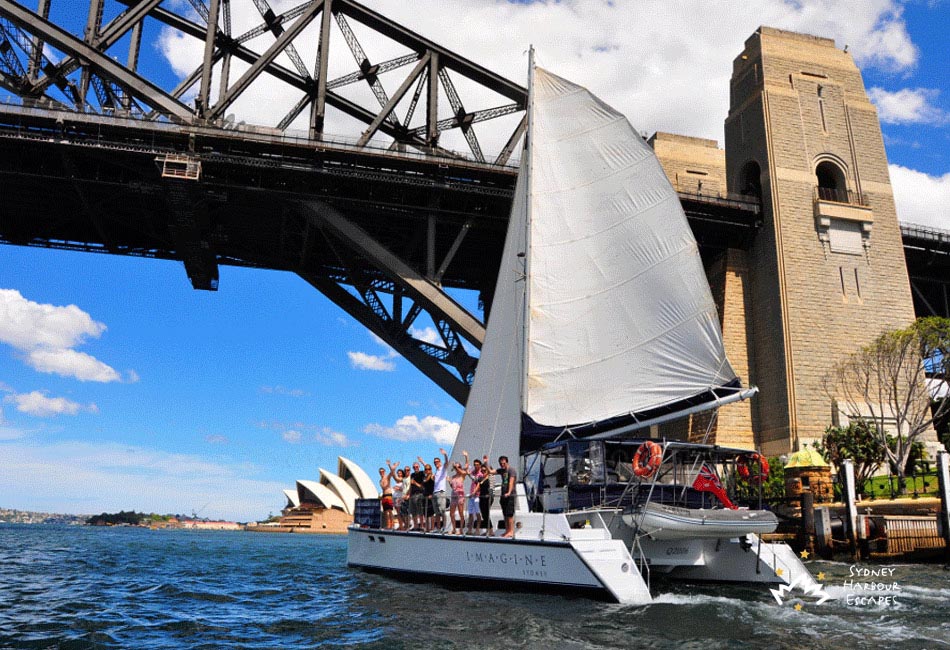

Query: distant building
<box><xmin>252</xmin><ymin>456</ymin><xmax>378</xmax><ymax>534</ymax></box>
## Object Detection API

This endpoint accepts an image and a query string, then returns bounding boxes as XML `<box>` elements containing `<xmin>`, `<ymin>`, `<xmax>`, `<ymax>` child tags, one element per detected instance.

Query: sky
<box><xmin>1</xmin><ymin>0</ymin><xmax>949</xmax><ymax>521</ymax></box>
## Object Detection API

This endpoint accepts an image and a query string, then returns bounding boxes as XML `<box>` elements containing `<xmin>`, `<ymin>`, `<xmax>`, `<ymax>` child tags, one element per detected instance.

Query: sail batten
<box><xmin>450</xmin><ymin>63</ymin><xmax>745</xmax><ymax>467</ymax></box>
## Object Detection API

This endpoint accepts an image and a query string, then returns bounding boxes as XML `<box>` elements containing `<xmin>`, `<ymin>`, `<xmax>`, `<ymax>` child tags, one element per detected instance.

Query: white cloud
<box><xmin>0</xmin><ymin>289</ymin><xmax>105</xmax><ymax>350</ymax></box>
<box><xmin>0</xmin><ymin>289</ymin><xmax>124</xmax><ymax>382</ymax></box>
<box><xmin>260</xmin><ymin>385</ymin><xmax>309</xmax><ymax>397</ymax></box>
<box><xmin>889</xmin><ymin>165</ymin><xmax>950</xmax><ymax>230</ymax></box>
<box><xmin>316</xmin><ymin>427</ymin><xmax>356</xmax><ymax>447</ymax></box>
<box><xmin>282</xmin><ymin>429</ymin><xmax>303</xmax><ymax>443</ymax></box>
<box><xmin>0</xmin><ymin>440</ymin><xmax>285</xmax><ymax>521</ymax></box>
<box><xmin>4</xmin><ymin>391</ymin><xmax>97</xmax><ymax>418</ymax></box>
<box><xmin>868</xmin><ymin>87</ymin><xmax>948</xmax><ymax>125</ymax></box>
<box><xmin>364</xmin><ymin>414</ymin><xmax>459</xmax><ymax>445</ymax></box>
<box><xmin>410</xmin><ymin>326</ymin><xmax>442</xmax><ymax>346</ymax></box>
<box><xmin>155</xmin><ymin>0</ymin><xmax>920</xmax><ymax>154</ymax></box>
<box><xmin>347</xmin><ymin>350</ymin><xmax>396</xmax><ymax>371</ymax></box>
<box><xmin>26</xmin><ymin>349</ymin><xmax>122</xmax><ymax>383</ymax></box>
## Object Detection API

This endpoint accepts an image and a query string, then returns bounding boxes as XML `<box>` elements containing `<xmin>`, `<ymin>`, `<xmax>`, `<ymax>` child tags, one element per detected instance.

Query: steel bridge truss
<box><xmin>0</xmin><ymin>0</ymin><xmax>527</xmax><ymax>164</ymax></box>
<box><xmin>294</xmin><ymin>200</ymin><xmax>484</xmax><ymax>403</ymax></box>
<box><xmin>0</xmin><ymin>0</ymin><xmax>532</xmax><ymax>402</ymax></box>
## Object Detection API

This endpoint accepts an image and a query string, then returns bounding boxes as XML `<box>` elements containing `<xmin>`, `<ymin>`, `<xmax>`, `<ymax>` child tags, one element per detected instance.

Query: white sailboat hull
<box><xmin>625</xmin><ymin>502</ymin><xmax>779</xmax><ymax>541</ymax></box>
<box><xmin>347</xmin><ymin>510</ymin><xmax>653</xmax><ymax>605</ymax></box>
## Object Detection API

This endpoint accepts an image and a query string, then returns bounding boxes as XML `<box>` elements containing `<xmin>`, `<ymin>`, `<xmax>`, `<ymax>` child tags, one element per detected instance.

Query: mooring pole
<box><xmin>842</xmin><ymin>459</ymin><xmax>859</xmax><ymax>561</ymax></box>
<box><xmin>814</xmin><ymin>506</ymin><xmax>833</xmax><ymax>559</ymax></box>
<box><xmin>937</xmin><ymin>451</ymin><xmax>950</xmax><ymax>562</ymax></box>
<box><xmin>800</xmin><ymin>489</ymin><xmax>815</xmax><ymax>553</ymax></box>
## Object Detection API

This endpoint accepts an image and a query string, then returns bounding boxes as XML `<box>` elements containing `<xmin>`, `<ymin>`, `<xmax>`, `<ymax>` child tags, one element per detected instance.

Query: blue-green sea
<box><xmin>1</xmin><ymin>524</ymin><xmax>949</xmax><ymax>649</ymax></box>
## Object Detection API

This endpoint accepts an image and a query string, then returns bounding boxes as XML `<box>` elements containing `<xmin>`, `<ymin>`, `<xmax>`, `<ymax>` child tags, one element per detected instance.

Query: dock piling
<box><xmin>937</xmin><ymin>451</ymin><xmax>950</xmax><ymax>562</ymax></box>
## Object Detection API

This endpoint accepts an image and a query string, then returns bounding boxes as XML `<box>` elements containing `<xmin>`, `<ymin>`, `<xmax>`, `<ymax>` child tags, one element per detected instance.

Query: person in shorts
<box><xmin>448</xmin><ymin>451</ymin><xmax>469</xmax><ymax>534</ymax></box>
<box><xmin>378</xmin><ymin>465</ymin><xmax>395</xmax><ymax>529</ymax></box>
<box><xmin>498</xmin><ymin>455</ymin><xmax>517</xmax><ymax>538</ymax></box>
<box><xmin>409</xmin><ymin>462</ymin><xmax>425</xmax><ymax>530</ymax></box>
<box><xmin>478</xmin><ymin>458</ymin><xmax>495</xmax><ymax>536</ymax></box>
<box><xmin>430</xmin><ymin>448</ymin><xmax>449</xmax><ymax>532</ymax></box>
<box><xmin>422</xmin><ymin>463</ymin><xmax>435</xmax><ymax>531</ymax></box>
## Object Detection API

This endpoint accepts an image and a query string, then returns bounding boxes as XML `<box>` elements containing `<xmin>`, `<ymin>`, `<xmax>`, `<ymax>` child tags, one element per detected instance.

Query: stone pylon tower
<box><xmin>724</xmin><ymin>27</ymin><xmax>916</xmax><ymax>455</ymax></box>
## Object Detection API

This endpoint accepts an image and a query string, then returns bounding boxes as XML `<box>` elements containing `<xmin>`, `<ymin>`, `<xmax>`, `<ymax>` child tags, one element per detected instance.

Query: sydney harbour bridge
<box><xmin>0</xmin><ymin>0</ymin><xmax>947</xmax><ymax>405</ymax></box>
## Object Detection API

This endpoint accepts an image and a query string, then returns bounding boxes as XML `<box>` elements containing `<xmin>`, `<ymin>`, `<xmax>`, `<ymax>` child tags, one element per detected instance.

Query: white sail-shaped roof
<box><xmin>296</xmin><ymin>480</ymin><xmax>345</xmax><ymax>511</ymax></box>
<box><xmin>452</xmin><ymin>63</ymin><xmax>743</xmax><ymax>466</ymax></box>
<box><xmin>338</xmin><ymin>456</ymin><xmax>379</xmax><ymax>499</ymax></box>
<box><xmin>320</xmin><ymin>468</ymin><xmax>359</xmax><ymax>515</ymax></box>
<box><xmin>283</xmin><ymin>488</ymin><xmax>300</xmax><ymax>509</ymax></box>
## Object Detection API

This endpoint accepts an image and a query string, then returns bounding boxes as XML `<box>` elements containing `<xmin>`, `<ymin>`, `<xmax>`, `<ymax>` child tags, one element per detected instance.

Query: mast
<box><xmin>521</xmin><ymin>46</ymin><xmax>535</xmax><ymax>418</ymax></box>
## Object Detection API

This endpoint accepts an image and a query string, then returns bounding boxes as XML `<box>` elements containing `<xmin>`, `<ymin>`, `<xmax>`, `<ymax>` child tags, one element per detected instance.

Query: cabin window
<box><xmin>567</xmin><ymin>441</ymin><xmax>606</xmax><ymax>485</ymax></box>
<box><xmin>540</xmin><ymin>448</ymin><xmax>567</xmax><ymax>489</ymax></box>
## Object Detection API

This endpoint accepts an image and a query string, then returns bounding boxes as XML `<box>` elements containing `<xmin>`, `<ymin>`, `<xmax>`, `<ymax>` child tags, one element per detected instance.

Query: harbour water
<box><xmin>2</xmin><ymin>524</ymin><xmax>949</xmax><ymax>649</ymax></box>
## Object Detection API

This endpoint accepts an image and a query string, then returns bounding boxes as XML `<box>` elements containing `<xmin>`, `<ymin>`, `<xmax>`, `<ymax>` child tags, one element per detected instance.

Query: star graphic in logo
<box><xmin>817</xmin><ymin>572</ymin><xmax>826</xmax><ymax>581</ymax></box>
<box><xmin>770</xmin><ymin>576</ymin><xmax>833</xmax><ymax>608</ymax></box>
<box><xmin>776</xmin><ymin>568</ymin><xmax>784</xmax><ymax>577</ymax></box>
<box><xmin>800</xmin><ymin>549</ymin><xmax>810</xmax><ymax>559</ymax></box>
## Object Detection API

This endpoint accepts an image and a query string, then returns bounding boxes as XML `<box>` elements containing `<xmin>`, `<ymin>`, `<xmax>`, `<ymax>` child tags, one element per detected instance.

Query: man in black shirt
<box><xmin>499</xmin><ymin>456</ymin><xmax>517</xmax><ymax>538</ymax></box>
<box><xmin>409</xmin><ymin>462</ymin><xmax>425</xmax><ymax>530</ymax></box>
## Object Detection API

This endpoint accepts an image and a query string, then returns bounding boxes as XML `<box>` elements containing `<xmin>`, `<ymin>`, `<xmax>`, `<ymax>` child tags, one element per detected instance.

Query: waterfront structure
<box><xmin>262</xmin><ymin>457</ymin><xmax>380</xmax><ymax>533</ymax></box>
<box><xmin>0</xmin><ymin>2</ymin><xmax>946</xmax><ymax>458</ymax></box>
<box><xmin>651</xmin><ymin>27</ymin><xmax>934</xmax><ymax>456</ymax></box>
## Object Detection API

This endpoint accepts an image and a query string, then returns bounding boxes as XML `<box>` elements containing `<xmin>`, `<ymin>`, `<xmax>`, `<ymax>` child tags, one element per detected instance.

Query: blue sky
<box><xmin>1</xmin><ymin>0</ymin><xmax>949</xmax><ymax>521</ymax></box>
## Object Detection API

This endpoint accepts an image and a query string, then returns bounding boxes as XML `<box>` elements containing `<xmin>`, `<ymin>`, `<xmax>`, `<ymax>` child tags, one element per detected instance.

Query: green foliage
<box><xmin>887</xmin><ymin>439</ymin><xmax>928</xmax><ymax>475</ymax></box>
<box><xmin>86</xmin><ymin>510</ymin><xmax>145</xmax><ymax>526</ymax></box>
<box><xmin>732</xmin><ymin>456</ymin><xmax>785</xmax><ymax>507</ymax></box>
<box><xmin>825</xmin><ymin>316</ymin><xmax>950</xmax><ymax>483</ymax></box>
<box><xmin>814</xmin><ymin>422</ymin><xmax>886</xmax><ymax>487</ymax></box>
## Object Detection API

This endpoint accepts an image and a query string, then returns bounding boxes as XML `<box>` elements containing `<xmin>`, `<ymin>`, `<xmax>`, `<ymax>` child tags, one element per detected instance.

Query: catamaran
<box><xmin>347</xmin><ymin>54</ymin><xmax>815</xmax><ymax>605</ymax></box>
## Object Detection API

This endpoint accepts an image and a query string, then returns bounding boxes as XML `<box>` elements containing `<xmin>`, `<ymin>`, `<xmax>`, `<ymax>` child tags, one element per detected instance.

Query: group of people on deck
<box><xmin>377</xmin><ymin>450</ymin><xmax>517</xmax><ymax>538</ymax></box>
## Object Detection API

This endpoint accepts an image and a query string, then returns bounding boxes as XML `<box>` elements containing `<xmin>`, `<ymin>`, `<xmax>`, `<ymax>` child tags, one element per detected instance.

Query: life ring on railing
<box><xmin>737</xmin><ymin>452</ymin><xmax>770</xmax><ymax>484</ymax></box>
<box><xmin>632</xmin><ymin>441</ymin><xmax>663</xmax><ymax>479</ymax></box>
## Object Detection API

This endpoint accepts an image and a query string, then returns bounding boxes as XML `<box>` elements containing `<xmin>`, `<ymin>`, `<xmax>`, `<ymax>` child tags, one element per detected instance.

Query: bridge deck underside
<box><xmin>0</xmin><ymin>108</ymin><xmax>514</xmax><ymax>296</ymax></box>
<box><xmin>0</xmin><ymin>107</ymin><xmax>771</xmax><ymax>401</ymax></box>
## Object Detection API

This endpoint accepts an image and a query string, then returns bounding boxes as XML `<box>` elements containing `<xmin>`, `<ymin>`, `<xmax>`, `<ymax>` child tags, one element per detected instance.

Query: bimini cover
<box><xmin>338</xmin><ymin>456</ymin><xmax>379</xmax><ymax>499</ymax></box>
<box><xmin>452</xmin><ymin>65</ymin><xmax>739</xmax><ymax>464</ymax></box>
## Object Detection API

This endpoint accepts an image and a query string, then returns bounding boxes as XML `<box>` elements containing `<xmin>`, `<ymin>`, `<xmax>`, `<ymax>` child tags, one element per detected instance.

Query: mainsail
<box><xmin>451</xmin><ymin>62</ymin><xmax>749</xmax><ymax>466</ymax></box>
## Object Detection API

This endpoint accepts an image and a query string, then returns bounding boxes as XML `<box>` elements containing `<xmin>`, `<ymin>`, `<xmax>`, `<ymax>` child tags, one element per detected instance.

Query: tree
<box><xmin>732</xmin><ymin>457</ymin><xmax>785</xmax><ymax>507</ymax></box>
<box><xmin>814</xmin><ymin>422</ymin><xmax>886</xmax><ymax>488</ymax></box>
<box><xmin>824</xmin><ymin>317</ymin><xmax>950</xmax><ymax>492</ymax></box>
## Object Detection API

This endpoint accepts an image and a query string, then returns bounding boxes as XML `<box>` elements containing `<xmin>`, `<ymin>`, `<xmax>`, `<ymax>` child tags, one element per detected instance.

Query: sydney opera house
<box><xmin>263</xmin><ymin>456</ymin><xmax>379</xmax><ymax>533</ymax></box>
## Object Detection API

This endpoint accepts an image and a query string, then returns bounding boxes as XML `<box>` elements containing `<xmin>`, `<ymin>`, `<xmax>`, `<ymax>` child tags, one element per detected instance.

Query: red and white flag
<box><xmin>692</xmin><ymin>463</ymin><xmax>738</xmax><ymax>510</ymax></box>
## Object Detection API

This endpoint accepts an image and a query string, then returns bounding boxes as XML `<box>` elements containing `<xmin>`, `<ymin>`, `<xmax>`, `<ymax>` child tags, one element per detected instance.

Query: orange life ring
<box><xmin>632</xmin><ymin>441</ymin><xmax>663</xmax><ymax>478</ymax></box>
<box><xmin>737</xmin><ymin>452</ymin><xmax>770</xmax><ymax>484</ymax></box>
